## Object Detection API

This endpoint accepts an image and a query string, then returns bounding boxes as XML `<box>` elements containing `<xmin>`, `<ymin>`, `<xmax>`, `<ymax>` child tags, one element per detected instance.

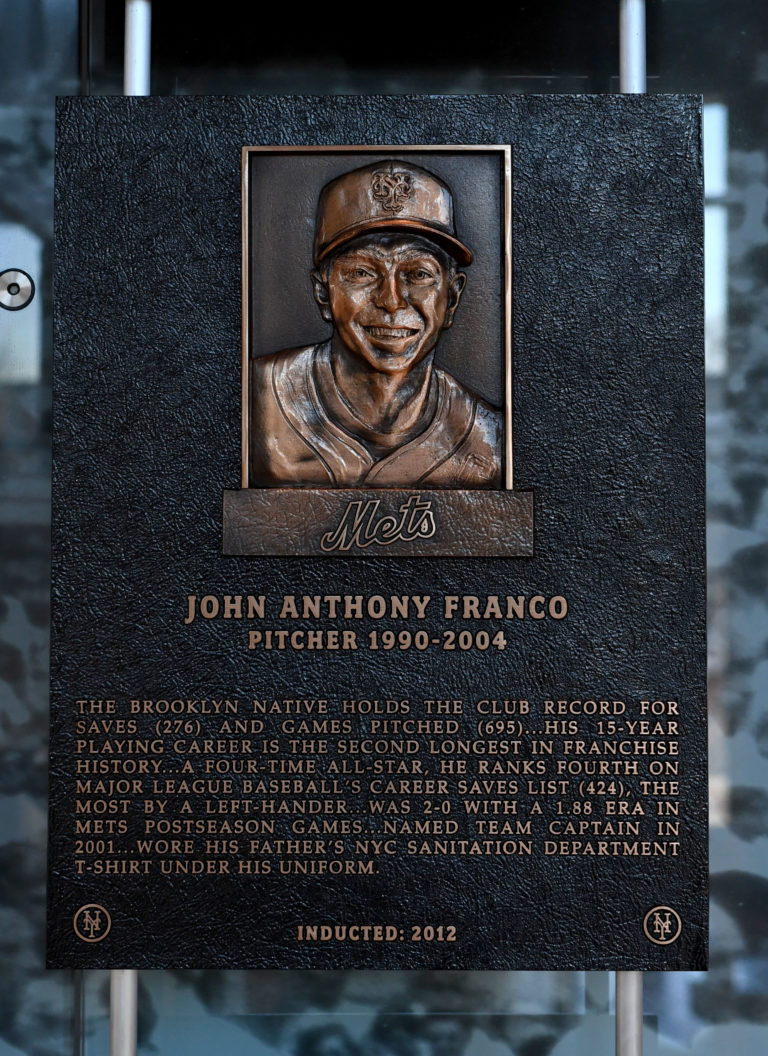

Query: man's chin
<box><xmin>364</xmin><ymin>333</ymin><xmax>421</xmax><ymax>356</ymax></box>
<box><xmin>364</xmin><ymin>344</ymin><xmax>426</xmax><ymax>374</ymax></box>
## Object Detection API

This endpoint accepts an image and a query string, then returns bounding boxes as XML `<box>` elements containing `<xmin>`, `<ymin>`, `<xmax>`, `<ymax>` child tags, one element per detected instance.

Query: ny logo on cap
<box><xmin>371</xmin><ymin>170</ymin><xmax>413</xmax><ymax>214</ymax></box>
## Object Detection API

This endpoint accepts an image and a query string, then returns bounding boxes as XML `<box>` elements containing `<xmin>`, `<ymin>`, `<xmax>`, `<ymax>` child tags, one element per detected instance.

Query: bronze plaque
<box><xmin>49</xmin><ymin>95</ymin><xmax>706</xmax><ymax>971</ymax></box>
<box><xmin>224</xmin><ymin>145</ymin><xmax>531</xmax><ymax>556</ymax></box>
<box><xmin>223</xmin><ymin>489</ymin><xmax>533</xmax><ymax>556</ymax></box>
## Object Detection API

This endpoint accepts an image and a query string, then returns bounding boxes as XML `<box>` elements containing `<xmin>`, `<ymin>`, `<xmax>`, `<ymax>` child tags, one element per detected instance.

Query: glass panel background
<box><xmin>2</xmin><ymin>0</ymin><xmax>767</xmax><ymax>1051</ymax></box>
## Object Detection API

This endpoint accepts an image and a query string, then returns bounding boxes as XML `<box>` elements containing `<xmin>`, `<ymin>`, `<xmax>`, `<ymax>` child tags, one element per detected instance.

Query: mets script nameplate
<box><xmin>222</xmin><ymin>490</ymin><xmax>533</xmax><ymax>556</ymax></box>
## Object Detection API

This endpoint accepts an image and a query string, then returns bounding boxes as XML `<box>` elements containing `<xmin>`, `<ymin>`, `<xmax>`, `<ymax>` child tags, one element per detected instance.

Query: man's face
<box><xmin>314</xmin><ymin>235</ymin><xmax>465</xmax><ymax>374</ymax></box>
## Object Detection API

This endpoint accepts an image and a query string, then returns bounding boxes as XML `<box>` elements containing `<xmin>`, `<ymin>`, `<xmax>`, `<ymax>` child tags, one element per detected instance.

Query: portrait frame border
<box><xmin>239</xmin><ymin>144</ymin><xmax>514</xmax><ymax>491</ymax></box>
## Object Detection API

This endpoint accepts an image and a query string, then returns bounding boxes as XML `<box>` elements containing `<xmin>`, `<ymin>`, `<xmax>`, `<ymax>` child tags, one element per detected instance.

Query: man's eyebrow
<box><xmin>390</xmin><ymin>245</ymin><xmax>441</xmax><ymax>261</ymax></box>
<box><xmin>398</xmin><ymin>252</ymin><xmax>440</xmax><ymax>264</ymax></box>
<box><xmin>335</xmin><ymin>252</ymin><xmax>382</xmax><ymax>265</ymax></box>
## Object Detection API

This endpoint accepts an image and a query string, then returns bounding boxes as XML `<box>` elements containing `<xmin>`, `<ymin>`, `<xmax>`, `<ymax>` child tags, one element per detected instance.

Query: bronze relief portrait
<box><xmin>242</xmin><ymin>147</ymin><xmax>512</xmax><ymax>492</ymax></box>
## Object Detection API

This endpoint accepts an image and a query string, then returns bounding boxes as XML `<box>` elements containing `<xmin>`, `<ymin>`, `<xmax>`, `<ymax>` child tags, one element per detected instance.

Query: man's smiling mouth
<box><xmin>364</xmin><ymin>326</ymin><xmax>419</xmax><ymax>339</ymax></box>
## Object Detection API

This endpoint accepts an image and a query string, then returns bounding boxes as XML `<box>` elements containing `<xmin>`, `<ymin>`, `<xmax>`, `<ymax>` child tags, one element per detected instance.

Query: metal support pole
<box><xmin>108</xmin><ymin>11</ymin><xmax>151</xmax><ymax>1055</ymax></box>
<box><xmin>73</xmin><ymin>969</ymin><xmax>86</xmax><ymax>1056</ymax></box>
<box><xmin>616</xmin><ymin>7</ymin><xmax>646</xmax><ymax>1056</ymax></box>
<box><xmin>124</xmin><ymin>0</ymin><xmax>152</xmax><ymax>95</ymax></box>
<box><xmin>619</xmin><ymin>0</ymin><xmax>646</xmax><ymax>93</ymax></box>
<box><xmin>616</xmin><ymin>972</ymin><xmax>643</xmax><ymax>1056</ymax></box>
<box><xmin>110</xmin><ymin>970</ymin><xmax>138</xmax><ymax>1056</ymax></box>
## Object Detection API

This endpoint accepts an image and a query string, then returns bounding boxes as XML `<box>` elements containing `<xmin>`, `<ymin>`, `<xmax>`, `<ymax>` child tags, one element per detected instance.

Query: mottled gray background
<box><xmin>2</xmin><ymin>0</ymin><xmax>768</xmax><ymax>1053</ymax></box>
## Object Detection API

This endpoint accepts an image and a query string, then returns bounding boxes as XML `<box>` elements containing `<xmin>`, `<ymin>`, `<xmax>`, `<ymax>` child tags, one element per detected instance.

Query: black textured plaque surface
<box><xmin>50</xmin><ymin>95</ymin><xmax>706</xmax><ymax>970</ymax></box>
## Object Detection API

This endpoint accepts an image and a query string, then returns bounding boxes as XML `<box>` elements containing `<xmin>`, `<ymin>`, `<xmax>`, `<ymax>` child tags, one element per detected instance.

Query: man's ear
<box><xmin>311</xmin><ymin>269</ymin><xmax>333</xmax><ymax>324</ymax></box>
<box><xmin>443</xmin><ymin>272</ymin><xmax>466</xmax><ymax>330</ymax></box>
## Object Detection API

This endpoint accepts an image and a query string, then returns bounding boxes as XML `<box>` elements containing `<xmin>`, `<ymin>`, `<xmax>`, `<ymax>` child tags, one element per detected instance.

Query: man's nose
<box><xmin>374</xmin><ymin>272</ymin><xmax>407</xmax><ymax>312</ymax></box>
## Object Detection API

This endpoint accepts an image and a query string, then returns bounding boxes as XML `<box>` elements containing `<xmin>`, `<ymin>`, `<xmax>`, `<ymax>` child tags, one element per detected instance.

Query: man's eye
<box><xmin>407</xmin><ymin>268</ymin><xmax>436</xmax><ymax>282</ymax></box>
<box><xmin>344</xmin><ymin>267</ymin><xmax>375</xmax><ymax>281</ymax></box>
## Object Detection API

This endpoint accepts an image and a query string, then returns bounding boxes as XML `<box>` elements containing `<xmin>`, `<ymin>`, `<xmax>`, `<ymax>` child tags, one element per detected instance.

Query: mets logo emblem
<box><xmin>371</xmin><ymin>170</ymin><xmax>413</xmax><ymax>214</ymax></box>
<box><xmin>643</xmin><ymin>906</ymin><xmax>682</xmax><ymax>945</ymax></box>
<box><xmin>73</xmin><ymin>904</ymin><xmax>112</xmax><ymax>943</ymax></box>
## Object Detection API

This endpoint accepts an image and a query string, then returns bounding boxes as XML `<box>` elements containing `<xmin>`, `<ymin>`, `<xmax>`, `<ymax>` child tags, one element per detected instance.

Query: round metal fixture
<box><xmin>0</xmin><ymin>269</ymin><xmax>35</xmax><ymax>311</ymax></box>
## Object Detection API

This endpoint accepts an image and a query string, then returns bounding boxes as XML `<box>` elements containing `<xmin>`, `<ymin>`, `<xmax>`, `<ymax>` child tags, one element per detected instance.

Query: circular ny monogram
<box><xmin>371</xmin><ymin>170</ymin><xmax>414</xmax><ymax>214</ymax></box>
<box><xmin>643</xmin><ymin>906</ymin><xmax>682</xmax><ymax>945</ymax></box>
<box><xmin>73</xmin><ymin>903</ymin><xmax>112</xmax><ymax>943</ymax></box>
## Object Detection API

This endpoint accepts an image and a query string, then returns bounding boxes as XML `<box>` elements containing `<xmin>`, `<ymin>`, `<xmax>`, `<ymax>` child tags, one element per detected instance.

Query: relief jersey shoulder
<box><xmin>250</xmin><ymin>343</ymin><xmax>367</xmax><ymax>486</ymax></box>
<box><xmin>409</xmin><ymin>368</ymin><xmax>503</xmax><ymax>489</ymax></box>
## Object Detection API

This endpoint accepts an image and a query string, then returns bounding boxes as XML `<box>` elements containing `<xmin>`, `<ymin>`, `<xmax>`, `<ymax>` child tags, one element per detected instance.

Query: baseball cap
<box><xmin>313</xmin><ymin>159</ymin><xmax>473</xmax><ymax>267</ymax></box>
